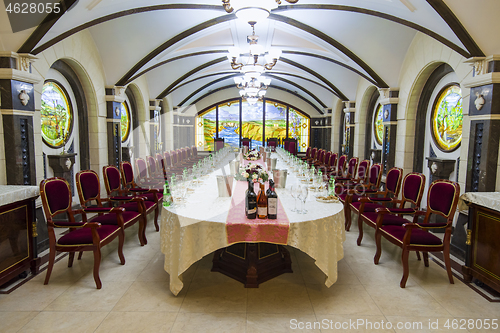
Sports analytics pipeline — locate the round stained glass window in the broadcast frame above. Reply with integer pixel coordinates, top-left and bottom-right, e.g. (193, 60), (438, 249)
(431, 84), (463, 151)
(120, 102), (131, 143)
(373, 104), (383, 145)
(41, 81), (73, 148)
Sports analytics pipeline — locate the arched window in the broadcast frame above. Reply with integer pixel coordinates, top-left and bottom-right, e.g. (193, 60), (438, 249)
(41, 81), (73, 148)
(196, 98), (310, 151)
(431, 84), (463, 151)
(120, 101), (131, 143)
(373, 104), (384, 145)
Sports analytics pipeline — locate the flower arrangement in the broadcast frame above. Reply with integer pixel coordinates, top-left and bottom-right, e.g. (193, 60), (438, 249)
(237, 163), (269, 183)
(244, 149), (261, 161)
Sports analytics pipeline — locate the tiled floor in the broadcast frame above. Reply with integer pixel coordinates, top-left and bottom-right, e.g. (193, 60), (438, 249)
(1, 218), (499, 333)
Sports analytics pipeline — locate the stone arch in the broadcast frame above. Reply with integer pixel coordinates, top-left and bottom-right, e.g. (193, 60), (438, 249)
(356, 85), (379, 160)
(126, 83), (150, 158)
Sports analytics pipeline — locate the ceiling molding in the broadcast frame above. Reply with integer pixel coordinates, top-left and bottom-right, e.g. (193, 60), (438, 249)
(266, 72), (335, 94)
(274, 4), (472, 58)
(425, 0), (484, 57)
(269, 13), (389, 89)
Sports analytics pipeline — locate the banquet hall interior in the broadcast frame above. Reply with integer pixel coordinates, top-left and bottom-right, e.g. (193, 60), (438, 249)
(1, 0), (500, 332)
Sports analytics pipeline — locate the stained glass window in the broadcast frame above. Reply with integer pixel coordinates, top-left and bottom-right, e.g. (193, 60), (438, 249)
(218, 101), (240, 148)
(241, 101), (263, 148)
(431, 85), (463, 151)
(373, 104), (383, 145)
(265, 101), (287, 143)
(196, 106), (216, 151)
(288, 107), (309, 152)
(41, 81), (73, 148)
(120, 102), (131, 143)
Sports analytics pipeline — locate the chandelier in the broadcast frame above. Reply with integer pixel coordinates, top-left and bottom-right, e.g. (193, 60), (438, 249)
(222, 0), (299, 22)
(227, 23), (281, 75)
(235, 75), (271, 105)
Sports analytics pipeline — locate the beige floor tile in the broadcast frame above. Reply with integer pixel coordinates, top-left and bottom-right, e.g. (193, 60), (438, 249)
(44, 280), (133, 312)
(247, 283), (314, 315)
(17, 311), (108, 333)
(247, 313), (320, 332)
(77, 258), (149, 283)
(364, 285), (451, 317)
(171, 312), (246, 333)
(424, 284), (500, 318)
(385, 316), (458, 333)
(0, 311), (38, 333)
(181, 280), (247, 313)
(347, 260), (419, 287)
(0, 279), (70, 311)
(317, 315), (394, 333)
(263, 260), (304, 285)
(406, 259), (458, 287)
(306, 284), (382, 316)
(95, 311), (177, 333)
(112, 280), (185, 312)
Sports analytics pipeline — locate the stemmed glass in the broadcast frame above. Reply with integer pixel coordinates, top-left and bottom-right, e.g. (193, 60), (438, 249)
(289, 184), (298, 212)
(298, 185), (309, 214)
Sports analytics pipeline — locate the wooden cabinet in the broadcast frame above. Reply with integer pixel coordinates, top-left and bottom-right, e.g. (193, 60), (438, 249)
(462, 203), (500, 293)
(0, 186), (39, 287)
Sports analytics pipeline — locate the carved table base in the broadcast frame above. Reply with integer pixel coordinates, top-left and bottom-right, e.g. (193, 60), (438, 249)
(211, 243), (292, 288)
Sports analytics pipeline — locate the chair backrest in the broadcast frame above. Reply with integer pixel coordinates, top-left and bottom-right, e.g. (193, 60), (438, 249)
(181, 148), (188, 160)
(164, 151), (172, 167)
(172, 150), (178, 164)
(147, 156), (157, 175)
(329, 152), (338, 168)
(186, 147), (191, 158)
(346, 157), (358, 177)
(40, 177), (72, 219)
(156, 153), (163, 168)
(215, 138), (224, 151)
(357, 160), (370, 180)
(305, 147), (311, 158)
(318, 149), (325, 162)
(368, 163), (383, 188)
(385, 167), (403, 196)
(242, 138), (250, 148)
(120, 161), (135, 188)
(191, 145), (198, 157)
(135, 158), (148, 179)
(337, 155), (347, 172)
(75, 170), (102, 207)
(400, 172), (426, 208)
(323, 152), (331, 165)
(310, 148), (317, 159)
(103, 165), (123, 195)
(426, 179), (460, 220)
(288, 141), (296, 155)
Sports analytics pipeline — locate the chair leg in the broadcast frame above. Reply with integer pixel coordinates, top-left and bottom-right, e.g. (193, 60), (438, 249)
(443, 248), (454, 284)
(344, 203), (351, 231)
(423, 252), (429, 267)
(118, 230), (126, 265)
(140, 214), (147, 246)
(92, 247), (102, 289)
(68, 252), (75, 267)
(400, 248), (410, 288)
(78, 251), (83, 260)
(374, 230), (382, 264)
(356, 215), (364, 246)
(416, 251), (421, 261)
(44, 249), (56, 285)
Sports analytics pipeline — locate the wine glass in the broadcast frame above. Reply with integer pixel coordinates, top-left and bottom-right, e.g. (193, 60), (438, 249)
(289, 184), (298, 212)
(299, 185), (309, 214)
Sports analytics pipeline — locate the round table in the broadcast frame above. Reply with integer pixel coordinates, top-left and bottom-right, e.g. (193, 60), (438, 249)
(160, 155), (345, 295)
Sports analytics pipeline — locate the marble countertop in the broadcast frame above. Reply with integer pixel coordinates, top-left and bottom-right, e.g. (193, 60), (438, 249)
(458, 192), (500, 212)
(0, 185), (40, 206)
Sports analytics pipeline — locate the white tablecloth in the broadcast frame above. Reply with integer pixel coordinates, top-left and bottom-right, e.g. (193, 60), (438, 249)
(160, 155), (345, 295)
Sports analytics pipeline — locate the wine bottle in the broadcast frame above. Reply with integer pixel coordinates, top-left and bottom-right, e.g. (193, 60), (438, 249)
(246, 180), (257, 219)
(267, 179), (278, 219)
(257, 183), (267, 219)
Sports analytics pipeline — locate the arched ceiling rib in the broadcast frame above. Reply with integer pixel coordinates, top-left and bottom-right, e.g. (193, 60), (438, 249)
(6, 0), (489, 110)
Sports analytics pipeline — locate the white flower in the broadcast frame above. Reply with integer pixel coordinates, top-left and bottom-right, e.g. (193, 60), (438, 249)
(242, 172), (249, 178)
(252, 174), (258, 179)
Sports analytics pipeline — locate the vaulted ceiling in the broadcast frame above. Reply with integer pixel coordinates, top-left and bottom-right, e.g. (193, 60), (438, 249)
(1, 0), (498, 114)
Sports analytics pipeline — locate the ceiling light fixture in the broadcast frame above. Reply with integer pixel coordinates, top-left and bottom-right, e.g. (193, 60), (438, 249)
(222, 0), (299, 23)
(235, 76), (270, 105)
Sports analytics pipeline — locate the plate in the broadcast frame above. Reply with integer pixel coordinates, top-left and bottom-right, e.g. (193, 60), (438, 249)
(316, 195), (339, 203)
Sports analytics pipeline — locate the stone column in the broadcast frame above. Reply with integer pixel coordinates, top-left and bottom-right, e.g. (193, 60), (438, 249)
(463, 55), (500, 192)
(105, 86), (125, 168)
(342, 102), (355, 158)
(150, 99), (161, 155)
(0, 52), (40, 185)
(379, 88), (399, 174)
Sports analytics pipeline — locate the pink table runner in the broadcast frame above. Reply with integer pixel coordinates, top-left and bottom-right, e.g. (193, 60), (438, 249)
(226, 157), (290, 245)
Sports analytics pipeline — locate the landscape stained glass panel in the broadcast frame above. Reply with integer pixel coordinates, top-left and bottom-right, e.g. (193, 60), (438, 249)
(288, 107), (309, 152)
(374, 104), (383, 145)
(120, 102), (131, 143)
(40, 81), (73, 148)
(196, 106), (216, 151)
(265, 101), (287, 143)
(241, 101), (263, 148)
(431, 85), (463, 151)
(218, 101), (240, 148)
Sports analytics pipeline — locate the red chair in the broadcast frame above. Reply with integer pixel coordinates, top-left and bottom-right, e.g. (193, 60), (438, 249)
(356, 171), (423, 246)
(306, 148), (317, 163)
(76, 170), (146, 246)
(373, 179), (460, 288)
(288, 141), (297, 155)
(190, 145), (205, 161)
(301, 147), (312, 161)
(329, 154), (346, 177)
(40, 177), (126, 289)
(104, 164), (160, 234)
(335, 157), (358, 183)
(326, 153), (338, 173)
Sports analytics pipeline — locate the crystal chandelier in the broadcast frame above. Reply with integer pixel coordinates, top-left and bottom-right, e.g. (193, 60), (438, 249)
(222, 0), (299, 22)
(227, 23), (281, 74)
(235, 76), (271, 105)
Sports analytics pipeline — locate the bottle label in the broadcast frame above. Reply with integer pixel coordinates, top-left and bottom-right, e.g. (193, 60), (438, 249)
(268, 198), (278, 215)
(258, 206), (267, 216)
(248, 207), (257, 214)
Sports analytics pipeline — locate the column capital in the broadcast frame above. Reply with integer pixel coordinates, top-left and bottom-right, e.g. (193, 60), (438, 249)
(378, 88), (399, 105)
(343, 101), (355, 113)
(149, 99), (161, 112)
(0, 52), (40, 84)
(105, 86), (126, 103)
(463, 55), (500, 88)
